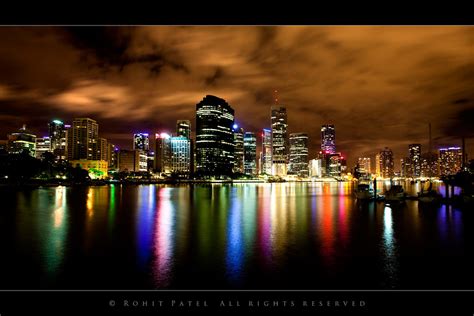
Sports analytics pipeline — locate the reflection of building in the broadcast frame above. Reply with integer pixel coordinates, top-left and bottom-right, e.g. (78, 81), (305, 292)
(439, 147), (462, 176)
(48, 120), (66, 159)
(244, 132), (257, 175)
(420, 152), (439, 177)
(133, 133), (150, 152)
(358, 157), (371, 174)
(309, 158), (323, 178)
(233, 126), (244, 173)
(35, 136), (51, 159)
(261, 128), (272, 175)
(70, 159), (108, 179)
(195, 95), (235, 177)
(289, 133), (309, 177)
(321, 124), (336, 154)
(271, 106), (288, 176)
(7, 125), (36, 157)
(409, 144), (421, 177)
(67, 118), (98, 160)
(379, 147), (394, 178)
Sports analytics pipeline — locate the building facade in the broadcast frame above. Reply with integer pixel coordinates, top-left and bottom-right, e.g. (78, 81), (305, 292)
(439, 147), (462, 176)
(289, 133), (309, 177)
(35, 136), (51, 159)
(409, 144), (422, 177)
(70, 159), (108, 179)
(261, 128), (272, 175)
(271, 106), (288, 176)
(233, 126), (245, 174)
(133, 133), (150, 152)
(67, 118), (99, 160)
(379, 147), (394, 178)
(243, 132), (257, 175)
(321, 124), (336, 154)
(358, 157), (371, 175)
(7, 125), (36, 157)
(195, 95), (235, 177)
(176, 120), (191, 139)
(48, 120), (67, 159)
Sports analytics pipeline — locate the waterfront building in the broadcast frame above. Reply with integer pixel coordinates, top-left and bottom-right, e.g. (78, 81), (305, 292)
(358, 157), (371, 175)
(195, 95), (235, 177)
(35, 136), (51, 159)
(409, 144), (422, 177)
(176, 120), (191, 139)
(439, 147), (462, 176)
(271, 106), (288, 176)
(7, 125), (36, 157)
(133, 133), (150, 152)
(48, 119), (66, 159)
(244, 132), (257, 175)
(321, 124), (336, 154)
(261, 128), (272, 175)
(107, 143), (119, 171)
(420, 152), (439, 178)
(70, 159), (108, 179)
(309, 158), (323, 178)
(118, 149), (142, 172)
(379, 147), (394, 178)
(289, 133), (309, 177)
(233, 125), (244, 174)
(67, 118), (98, 160)
(327, 153), (342, 177)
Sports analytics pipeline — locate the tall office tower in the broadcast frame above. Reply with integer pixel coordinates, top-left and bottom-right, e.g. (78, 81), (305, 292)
(321, 124), (336, 154)
(309, 158), (323, 178)
(107, 143), (119, 171)
(168, 136), (191, 177)
(35, 136), (51, 159)
(271, 106), (288, 176)
(233, 125), (245, 173)
(7, 125), (36, 157)
(421, 152), (439, 178)
(91, 137), (108, 161)
(68, 118), (99, 160)
(288, 133), (309, 177)
(154, 133), (171, 173)
(379, 147), (394, 178)
(48, 119), (66, 159)
(439, 147), (463, 176)
(261, 128), (272, 175)
(327, 153), (342, 177)
(118, 149), (141, 172)
(358, 157), (371, 174)
(375, 153), (381, 177)
(176, 120), (191, 139)
(133, 133), (150, 152)
(244, 132), (257, 175)
(195, 95), (235, 177)
(409, 144), (422, 177)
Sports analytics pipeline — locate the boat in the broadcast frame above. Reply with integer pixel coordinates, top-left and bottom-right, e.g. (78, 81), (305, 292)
(354, 183), (374, 200)
(385, 185), (406, 202)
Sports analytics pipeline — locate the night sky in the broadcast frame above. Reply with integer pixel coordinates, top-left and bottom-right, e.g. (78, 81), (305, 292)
(0, 26), (473, 169)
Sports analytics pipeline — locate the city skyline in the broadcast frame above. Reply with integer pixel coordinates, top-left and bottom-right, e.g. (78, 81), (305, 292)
(0, 26), (473, 168)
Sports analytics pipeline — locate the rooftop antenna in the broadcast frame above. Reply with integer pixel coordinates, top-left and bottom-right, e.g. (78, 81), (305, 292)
(273, 89), (279, 105)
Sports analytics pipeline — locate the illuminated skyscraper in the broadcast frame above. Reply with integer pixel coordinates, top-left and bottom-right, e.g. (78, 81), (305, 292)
(309, 158), (323, 178)
(176, 120), (191, 139)
(289, 133), (309, 177)
(421, 152), (439, 177)
(48, 119), (66, 159)
(244, 132), (257, 175)
(358, 157), (371, 174)
(67, 118), (98, 160)
(35, 136), (51, 159)
(233, 125), (244, 173)
(379, 147), (394, 178)
(133, 133), (150, 152)
(271, 106), (288, 176)
(195, 95), (235, 177)
(375, 153), (381, 177)
(261, 128), (272, 175)
(7, 125), (36, 157)
(409, 144), (421, 177)
(439, 147), (462, 176)
(321, 124), (336, 154)
(107, 143), (119, 171)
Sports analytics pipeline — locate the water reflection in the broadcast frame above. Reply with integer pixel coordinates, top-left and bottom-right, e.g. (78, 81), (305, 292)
(382, 205), (398, 288)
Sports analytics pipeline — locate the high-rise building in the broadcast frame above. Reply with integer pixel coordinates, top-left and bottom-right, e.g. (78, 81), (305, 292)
(118, 149), (142, 172)
(169, 136), (191, 177)
(379, 147), (394, 178)
(289, 133), (309, 177)
(7, 125), (36, 157)
(409, 144), (421, 177)
(133, 133), (150, 152)
(375, 153), (381, 177)
(327, 153), (342, 177)
(271, 106), (288, 176)
(94, 137), (108, 161)
(400, 157), (411, 178)
(67, 118), (98, 160)
(321, 124), (336, 154)
(358, 157), (371, 174)
(176, 120), (191, 139)
(35, 136), (51, 159)
(107, 143), (119, 171)
(309, 158), (323, 178)
(439, 147), (462, 176)
(244, 132), (257, 175)
(420, 152), (439, 178)
(195, 95), (235, 177)
(48, 119), (66, 159)
(233, 125), (244, 173)
(261, 128), (272, 175)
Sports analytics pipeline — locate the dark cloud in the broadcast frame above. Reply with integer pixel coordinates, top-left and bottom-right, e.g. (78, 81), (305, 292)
(0, 26), (473, 169)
